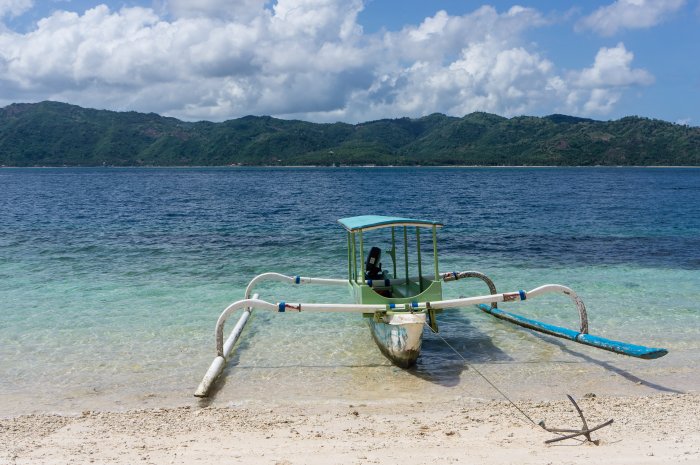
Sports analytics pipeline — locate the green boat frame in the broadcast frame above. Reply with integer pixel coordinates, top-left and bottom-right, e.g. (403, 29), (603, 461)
(195, 215), (668, 397)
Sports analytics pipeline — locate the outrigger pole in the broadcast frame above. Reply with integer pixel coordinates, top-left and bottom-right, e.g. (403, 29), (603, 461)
(194, 273), (347, 397)
(195, 274), (667, 397)
(477, 303), (667, 360)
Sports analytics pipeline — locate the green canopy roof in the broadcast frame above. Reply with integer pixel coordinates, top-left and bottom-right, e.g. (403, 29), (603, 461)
(338, 215), (443, 232)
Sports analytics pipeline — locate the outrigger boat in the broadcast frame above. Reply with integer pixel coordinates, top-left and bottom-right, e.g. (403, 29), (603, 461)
(195, 215), (667, 397)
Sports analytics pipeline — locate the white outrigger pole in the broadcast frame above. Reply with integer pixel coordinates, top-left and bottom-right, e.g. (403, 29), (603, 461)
(194, 273), (346, 397)
(194, 272), (667, 397)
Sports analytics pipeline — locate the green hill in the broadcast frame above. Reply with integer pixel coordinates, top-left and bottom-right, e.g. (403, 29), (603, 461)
(1, 101), (698, 166)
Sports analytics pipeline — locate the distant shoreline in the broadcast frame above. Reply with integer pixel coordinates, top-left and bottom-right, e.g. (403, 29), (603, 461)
(2, 164), (699, 169)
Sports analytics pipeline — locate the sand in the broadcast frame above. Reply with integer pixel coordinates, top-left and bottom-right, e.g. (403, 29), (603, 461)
(2, 393), (698, 465)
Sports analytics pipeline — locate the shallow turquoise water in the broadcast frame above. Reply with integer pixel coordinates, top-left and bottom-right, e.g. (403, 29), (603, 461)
(1, 167), (698, 414)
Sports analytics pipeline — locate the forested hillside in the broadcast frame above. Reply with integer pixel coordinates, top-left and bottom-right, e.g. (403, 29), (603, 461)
(1, 101), (698, 166)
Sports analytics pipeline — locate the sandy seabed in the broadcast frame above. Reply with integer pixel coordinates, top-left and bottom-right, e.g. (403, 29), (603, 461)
(1, 393), (698, 465)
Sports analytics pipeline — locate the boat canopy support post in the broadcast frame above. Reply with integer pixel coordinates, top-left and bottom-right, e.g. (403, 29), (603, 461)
(347, 232), (352, 282)
(352, 233), (358, 282)
(403, 227), (409, 286)
(432, 226), (439, 281)
(416, 227), (423, 292)
(359, 230), (365, 284)
(391, 227), (397, 278)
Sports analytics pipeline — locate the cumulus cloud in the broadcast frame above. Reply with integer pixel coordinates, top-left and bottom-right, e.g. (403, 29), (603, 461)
(577, 0), (686, 36)
(574, 43), (654, 88)
(0, 0), (33, 19)
(288, 5), (555, 121)
(551, 43), (653, 115)
(350, 40), (554, 120)
(381, 6), (545, 66)
(166, 0), (268, 21)
(0, 1), (369, 118)
(0, 1), (656, 121)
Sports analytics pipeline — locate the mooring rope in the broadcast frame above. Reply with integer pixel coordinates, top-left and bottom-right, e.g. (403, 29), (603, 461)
(425, 322), (541, 428)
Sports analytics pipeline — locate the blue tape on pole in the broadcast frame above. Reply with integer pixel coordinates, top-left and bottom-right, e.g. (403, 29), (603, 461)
(519, 290), (526, 301)
(389, 303), (396, 309)
(295, 276), (300, 284)
(412, 302), (418, 308)
(367, 279), (373, 287)
(278, 301), (285, 312)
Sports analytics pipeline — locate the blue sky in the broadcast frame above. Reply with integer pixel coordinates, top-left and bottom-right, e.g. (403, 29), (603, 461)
(0, 0), (698, 125)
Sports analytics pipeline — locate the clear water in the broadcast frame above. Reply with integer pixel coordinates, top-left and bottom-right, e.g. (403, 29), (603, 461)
(1, 167), (699, 415)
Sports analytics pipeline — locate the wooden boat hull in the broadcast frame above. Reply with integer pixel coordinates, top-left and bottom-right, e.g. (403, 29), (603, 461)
(368, 312), (426, 367)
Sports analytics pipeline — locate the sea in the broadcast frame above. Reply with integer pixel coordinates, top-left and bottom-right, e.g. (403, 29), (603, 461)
(1, 167), (699, 416)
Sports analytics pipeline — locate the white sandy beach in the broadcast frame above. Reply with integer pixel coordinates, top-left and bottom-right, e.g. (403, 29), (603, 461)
(2, 393), (698, 465)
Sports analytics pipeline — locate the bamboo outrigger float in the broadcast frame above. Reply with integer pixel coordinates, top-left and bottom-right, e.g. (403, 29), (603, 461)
(195, 215), (667, 397)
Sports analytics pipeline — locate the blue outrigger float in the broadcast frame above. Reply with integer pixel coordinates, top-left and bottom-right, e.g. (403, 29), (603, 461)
(195, 215), (667, 397)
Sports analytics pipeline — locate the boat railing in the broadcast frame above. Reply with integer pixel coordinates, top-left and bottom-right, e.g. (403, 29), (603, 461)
(437, 272), (587, 332)
(439, 271), (499, 309)
(526, 284), (588, 334)
(431, 284), (589, 334)
(365, 270), (495, 295)
(244, 272), (346, 299)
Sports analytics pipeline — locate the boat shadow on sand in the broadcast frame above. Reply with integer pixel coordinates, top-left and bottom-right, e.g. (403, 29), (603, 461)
(197, 314), (496, 401)
(406, 311), (682, 394)
(525, 331), (683, 394)
(406, 312), (513, 388)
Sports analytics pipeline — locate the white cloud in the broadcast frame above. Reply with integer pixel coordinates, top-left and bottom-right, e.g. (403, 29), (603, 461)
(583, 88), (621, 114)
(0, 0), (32, 19)
(382, 6), (545, 65)
(0, 1), (657, 122)
(575, 43), (654, 88)
(330, 6), (553, 120)
(345, 40), (554, 121)
(577, 0), (686, 36)
(166, 0), (267, 21)
(553, 43), (653, 115)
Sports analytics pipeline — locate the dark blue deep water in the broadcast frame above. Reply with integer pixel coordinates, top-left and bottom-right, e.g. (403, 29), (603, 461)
(1, 167), (699, 414)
